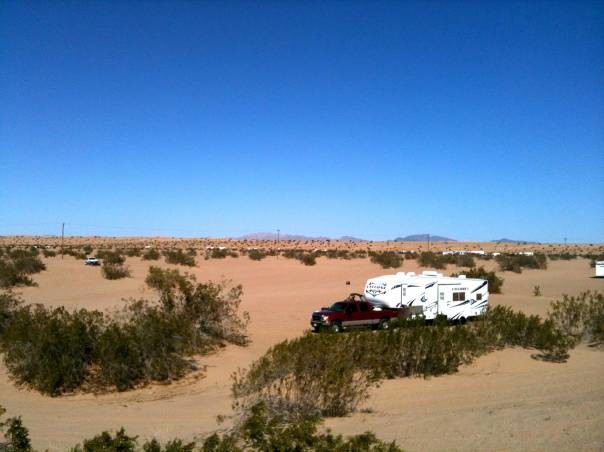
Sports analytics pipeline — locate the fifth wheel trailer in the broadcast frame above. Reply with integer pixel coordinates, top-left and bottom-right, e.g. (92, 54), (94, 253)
(596, 261), (604, 278)
(364, 271), (489, 321)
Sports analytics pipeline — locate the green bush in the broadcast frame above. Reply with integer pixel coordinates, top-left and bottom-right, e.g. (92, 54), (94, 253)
(248, 249), (266, 261)
(209, 248), (228, 259)
(0, 305), (101, 395)
(233, 304), (574, 418)
(455, 254), (475, 267)
(0, 268), (249, 395)
(70, 427), (138, 452)
(42, 248), (57, 258)
(101, 262), (131, 280)
(298, 253), (316, 266)
(548, 291), (604, 345)
(96, 250), (125, 265)
(163, 250), (196, 267)
(142, 248), (161, 261)
(418, 252), (446, 269)
(203, 401), (402, 452)
(0, 251), (46, 289)
(0, 406), (32, 452)
(370, 251), (402, 269)
(123, 248), (142, 257)
(496, 253), (547, 273)
(451, 267), (504, 294)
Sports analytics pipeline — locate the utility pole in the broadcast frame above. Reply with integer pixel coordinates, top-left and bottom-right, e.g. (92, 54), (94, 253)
(277, 229), (280, 258)
(61, 222), (65, 259)
(564, 237), (567, 246)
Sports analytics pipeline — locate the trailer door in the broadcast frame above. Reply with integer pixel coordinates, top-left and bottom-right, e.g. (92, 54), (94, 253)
(437, 286), (447, 315)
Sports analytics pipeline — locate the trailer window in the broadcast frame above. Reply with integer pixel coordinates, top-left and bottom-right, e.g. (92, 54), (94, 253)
(476, 293), (482, 301)
(360, 303), (369, 312)
(403, 288), (406, 296)
(453, 292), (466, 301)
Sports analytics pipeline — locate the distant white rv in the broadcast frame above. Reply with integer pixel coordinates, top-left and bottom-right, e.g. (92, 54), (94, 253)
(596, 261), (604, 278)
(364, 271), (489, 321)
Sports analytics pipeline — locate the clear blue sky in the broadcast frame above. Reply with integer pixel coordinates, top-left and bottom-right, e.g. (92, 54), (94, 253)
(1, 1), (603, 242)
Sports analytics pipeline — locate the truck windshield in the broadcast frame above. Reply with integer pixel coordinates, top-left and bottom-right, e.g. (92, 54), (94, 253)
(329, 302), (348, 311)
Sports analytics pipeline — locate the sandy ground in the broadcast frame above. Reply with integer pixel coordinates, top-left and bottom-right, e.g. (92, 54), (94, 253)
(1, 255), (603, 450)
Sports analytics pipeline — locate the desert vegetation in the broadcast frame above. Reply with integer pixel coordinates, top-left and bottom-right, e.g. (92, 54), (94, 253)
(163, 249), (196, 267)
(496, 253), (547, 273)
(369, 251), (402, 269)
(142, 248), (161, 260)
(451, 267), (504, 294)
(0, 402), (402, 452)
(0, 248), (46, 289)
(233, 293), (604, 419)
(0, 268), (249, 395)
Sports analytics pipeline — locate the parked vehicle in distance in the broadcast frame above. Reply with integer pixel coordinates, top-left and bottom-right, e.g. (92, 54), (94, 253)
(84, 257), (100, 266)
(310, 293), (401, 333)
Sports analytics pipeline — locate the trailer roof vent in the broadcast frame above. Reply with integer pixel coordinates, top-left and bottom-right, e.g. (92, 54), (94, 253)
(458, 275), (467, 279)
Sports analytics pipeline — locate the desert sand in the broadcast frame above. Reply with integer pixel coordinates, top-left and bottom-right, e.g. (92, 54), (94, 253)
(1, 251), (603, 450)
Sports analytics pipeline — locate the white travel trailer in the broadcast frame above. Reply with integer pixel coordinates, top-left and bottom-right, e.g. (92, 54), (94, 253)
(596, 261), (604, 278)
(364, 271), (489, 321)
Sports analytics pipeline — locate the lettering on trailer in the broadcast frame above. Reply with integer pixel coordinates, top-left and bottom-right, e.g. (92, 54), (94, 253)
(452, 287), (468, 291)
(366, 281), (387, 297)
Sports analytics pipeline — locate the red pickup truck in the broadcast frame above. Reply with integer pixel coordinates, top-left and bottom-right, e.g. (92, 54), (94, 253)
(310, 293), (401, 333)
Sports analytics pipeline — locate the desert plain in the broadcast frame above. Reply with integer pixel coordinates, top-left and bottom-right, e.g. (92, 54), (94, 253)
(1, 239), (603, 451)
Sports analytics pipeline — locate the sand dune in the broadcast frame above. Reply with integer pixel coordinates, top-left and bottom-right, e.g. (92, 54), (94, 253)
(1, 255), (603, 450)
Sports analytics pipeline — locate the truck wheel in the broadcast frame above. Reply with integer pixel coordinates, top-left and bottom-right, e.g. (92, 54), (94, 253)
(331, 322), (342, 333)
(378, 319), (390, 330)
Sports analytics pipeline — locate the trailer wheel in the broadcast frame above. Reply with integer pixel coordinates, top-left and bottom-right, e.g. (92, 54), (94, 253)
(331, 322), (342, 333)
(459, 317), (467, 325)
(378, 318), (390, 330)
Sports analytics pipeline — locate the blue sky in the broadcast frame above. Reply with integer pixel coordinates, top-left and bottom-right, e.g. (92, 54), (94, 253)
(1, 1), (603, 242)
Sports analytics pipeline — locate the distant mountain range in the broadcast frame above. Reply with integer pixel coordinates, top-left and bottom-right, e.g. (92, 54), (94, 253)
(238, 232), (452, 242)
(237, 232), (537, 243)
(394, 234), (455, 242)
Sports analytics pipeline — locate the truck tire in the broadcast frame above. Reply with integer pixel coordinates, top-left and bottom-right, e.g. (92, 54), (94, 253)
(378, 318), (390, 330)
(331, 322), (342, 333)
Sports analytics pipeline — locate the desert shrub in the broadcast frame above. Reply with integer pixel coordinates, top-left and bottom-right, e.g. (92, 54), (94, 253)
(370, 251), (402, 269)
(96, 250), (125, 265)
(471, 306), (572, 361)
(70, 427), (138, 452)
(298, 253), (316, 266)
(203, 401), (402, 452)
(0, 406), (32, 452)
(548, 291), (604, 344)
(163, 249), (196, 267)
(418, 252), (446, 269)
(232, 332), (381, 418)
(0, 250), (46, 289)
(548, 252), (577, 260)
(0, 268), (248, 395)
(455, 254), (475, 267)
(248, 249), (266, 261)
(101, 262), (131, 280)
(42, 248), (57, 258)
(533, 285), (541, 296)
(0, 261), (36, 289)
(209, 248), (228, 259)
(496, 253), (547, 273)
(82, 245), (93, 254)
(451, 267), (504, 294)
(234, 305), (574, 417)
(0, 305), (102, 395)
(142, 248), (161, 261)
(64, 248), (88, 260)
(123, 248), (141, 257)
